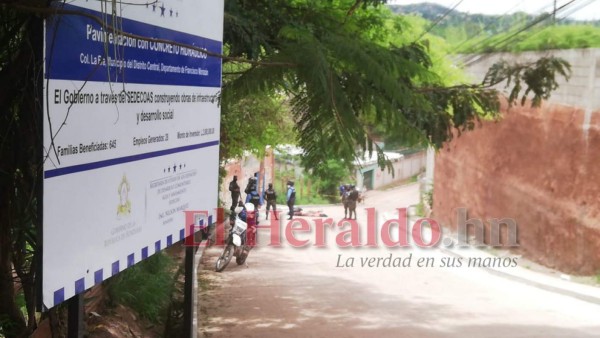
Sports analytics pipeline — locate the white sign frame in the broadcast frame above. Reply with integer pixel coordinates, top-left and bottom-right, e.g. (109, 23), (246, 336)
(42, 0), (223, 308)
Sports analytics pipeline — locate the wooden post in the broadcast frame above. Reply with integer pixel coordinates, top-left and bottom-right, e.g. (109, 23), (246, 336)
(67, 294), (84, 338)
(183, 244), (196, 337)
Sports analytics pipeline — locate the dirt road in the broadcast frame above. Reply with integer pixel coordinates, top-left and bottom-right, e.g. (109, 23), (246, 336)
(198, 184), (600, 337)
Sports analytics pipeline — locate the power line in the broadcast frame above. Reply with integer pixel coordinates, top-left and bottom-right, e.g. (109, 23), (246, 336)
(495, 0), (578, 47)
(437, 0), (558, 64)
(555, 0), (596, 21)
(508, 0), (597, 45)
(414, 0), (464, 42)
(482, 0), (578, 53)
(450, 2), (523, 54)
(461, 0), (580, 66)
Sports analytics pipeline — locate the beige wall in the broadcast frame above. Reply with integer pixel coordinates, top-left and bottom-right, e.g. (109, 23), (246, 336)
(220, 149), (275, 208)
(357, 152), (426, 190)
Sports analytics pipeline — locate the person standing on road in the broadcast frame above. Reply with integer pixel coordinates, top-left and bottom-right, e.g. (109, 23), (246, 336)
(347, 185), (359, 220)
(263, 183), (278, 220)
(244, 176), (257, 196)
(342, 184), (350, 219)
(245, 177), (261, 221)
(286, 181), (296, 220)
(339, 184), (346, 198)
(228, 175), (240, 212)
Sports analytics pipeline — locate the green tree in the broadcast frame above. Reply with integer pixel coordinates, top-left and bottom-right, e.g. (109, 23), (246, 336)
(220, 91), (294, 160)
(222, 0), (570, 168)
(305, 158), (352, 202)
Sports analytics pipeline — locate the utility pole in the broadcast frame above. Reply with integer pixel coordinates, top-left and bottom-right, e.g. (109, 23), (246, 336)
(553, 0), (557, 24)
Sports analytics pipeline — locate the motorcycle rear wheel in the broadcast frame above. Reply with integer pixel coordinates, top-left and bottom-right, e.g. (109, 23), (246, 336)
(236, 246), (250, 265)
(215, 244), (234, 272)
(235, 253), (247, 265)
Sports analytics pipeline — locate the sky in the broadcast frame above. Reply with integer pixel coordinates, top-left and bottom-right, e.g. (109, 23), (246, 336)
(388, 0), (600, 21)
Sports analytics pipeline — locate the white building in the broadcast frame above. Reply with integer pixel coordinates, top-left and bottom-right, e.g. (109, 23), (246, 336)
(354, 150), (427, 190)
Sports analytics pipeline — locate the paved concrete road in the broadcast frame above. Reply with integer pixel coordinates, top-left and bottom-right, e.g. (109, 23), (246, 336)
(198, 184), (600, 337)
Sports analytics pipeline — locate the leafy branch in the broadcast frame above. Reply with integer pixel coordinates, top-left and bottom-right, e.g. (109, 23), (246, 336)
(483, 56), (572, 106)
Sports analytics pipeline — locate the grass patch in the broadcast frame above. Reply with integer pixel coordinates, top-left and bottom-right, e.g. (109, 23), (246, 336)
(415, 202), (424, 217)
(275, 169), (333, 205)
(198, 272), (217, 291)
(296, 194), (329, 205)
(106, 252), (176, 323)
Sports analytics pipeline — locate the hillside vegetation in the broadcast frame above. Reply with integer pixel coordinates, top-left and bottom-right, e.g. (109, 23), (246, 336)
(389, 2), (600, 53)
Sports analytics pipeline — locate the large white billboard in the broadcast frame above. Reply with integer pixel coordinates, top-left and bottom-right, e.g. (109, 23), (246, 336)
(43, 0), (223, 308)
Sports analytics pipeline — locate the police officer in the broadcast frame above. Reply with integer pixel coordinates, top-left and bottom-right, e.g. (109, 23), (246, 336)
(228, 175), (240, 211)
(245, 177), (261, 221)
(286, 181), (296, 220)
(263, 183), (278, 220)
(347, 185), (360, 220)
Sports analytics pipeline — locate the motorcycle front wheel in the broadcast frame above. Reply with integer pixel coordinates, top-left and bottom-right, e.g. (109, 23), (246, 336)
(215, 244), (234, 272)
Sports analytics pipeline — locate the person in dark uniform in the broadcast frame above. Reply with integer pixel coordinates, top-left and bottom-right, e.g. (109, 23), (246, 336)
(342, 184), (350, 219)
(286, 181), (296, 220)
(245, 177), (261, 221)
(244, 176), (257, 195)
(347, 185), (360, 220)
(263, 183), (278, 220)
(228, 175), (240, 211)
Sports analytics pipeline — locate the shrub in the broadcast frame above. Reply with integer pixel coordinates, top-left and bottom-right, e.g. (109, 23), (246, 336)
(106, 252), (176, 323)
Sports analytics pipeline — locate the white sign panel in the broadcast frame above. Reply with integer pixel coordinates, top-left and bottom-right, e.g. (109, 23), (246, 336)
(43, 0), (223, 308)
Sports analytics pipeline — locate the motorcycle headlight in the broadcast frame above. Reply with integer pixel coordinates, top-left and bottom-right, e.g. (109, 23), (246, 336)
(232, 234), (242, 246)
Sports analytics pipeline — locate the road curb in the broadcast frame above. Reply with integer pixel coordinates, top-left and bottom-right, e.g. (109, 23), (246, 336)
(192, 227), (213, 337)
(402, 212), (600, 306)
(440, 247), (600, 306)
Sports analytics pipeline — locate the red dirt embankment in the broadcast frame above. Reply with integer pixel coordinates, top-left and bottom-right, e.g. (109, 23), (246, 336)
(434, 102), (600, 275)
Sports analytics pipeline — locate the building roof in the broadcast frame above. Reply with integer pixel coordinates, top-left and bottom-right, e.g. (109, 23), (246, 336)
(353, 151), (403, 167)
(273, 144), (403, 167)
(274, 144), (304, 156)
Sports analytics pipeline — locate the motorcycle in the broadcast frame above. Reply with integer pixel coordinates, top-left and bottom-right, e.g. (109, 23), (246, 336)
(215, 202), (255, 272)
